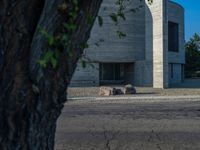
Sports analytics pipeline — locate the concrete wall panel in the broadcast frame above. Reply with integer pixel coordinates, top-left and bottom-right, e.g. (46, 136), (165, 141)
(70, 62), (99, 87)
(85, 0), (146, 62)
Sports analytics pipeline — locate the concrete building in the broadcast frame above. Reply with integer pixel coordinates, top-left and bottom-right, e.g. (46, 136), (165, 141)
(70, 0), (185, 88)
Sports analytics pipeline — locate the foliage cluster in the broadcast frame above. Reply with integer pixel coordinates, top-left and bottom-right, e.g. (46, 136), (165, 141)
(185, 33), (200, 78)
(38, 0), (152, 69)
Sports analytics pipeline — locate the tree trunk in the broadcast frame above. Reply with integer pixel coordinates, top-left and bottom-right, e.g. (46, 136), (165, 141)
(0, 0), (102, 149)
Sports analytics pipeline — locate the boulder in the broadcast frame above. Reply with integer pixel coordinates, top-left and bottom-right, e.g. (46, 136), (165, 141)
(99, 86), (116, 96)
(115, 88), (123, 95)
(123, 84), (136, 94)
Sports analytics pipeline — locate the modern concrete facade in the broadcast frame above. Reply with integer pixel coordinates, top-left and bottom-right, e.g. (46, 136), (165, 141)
(70, 0), (185, 88)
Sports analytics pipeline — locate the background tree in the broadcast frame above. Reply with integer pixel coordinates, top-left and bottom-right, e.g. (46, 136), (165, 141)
(185, 33), (200, 78)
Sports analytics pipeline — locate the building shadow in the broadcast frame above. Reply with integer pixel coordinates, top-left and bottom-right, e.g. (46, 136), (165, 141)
(169, 79), (200, 89)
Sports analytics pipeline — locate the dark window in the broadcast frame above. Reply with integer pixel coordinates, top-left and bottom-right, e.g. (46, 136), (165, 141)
(168, 22), (179, 52)
(100, 64), (114, 80)
(100, 63), (125, 84)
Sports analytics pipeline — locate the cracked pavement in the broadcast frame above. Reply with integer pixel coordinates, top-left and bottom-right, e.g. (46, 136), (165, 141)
(55, 96), (200, 150)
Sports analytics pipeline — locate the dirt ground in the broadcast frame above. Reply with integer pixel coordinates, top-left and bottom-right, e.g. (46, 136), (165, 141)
(68, 87), (200, 98)
(68, 79), (200, 98)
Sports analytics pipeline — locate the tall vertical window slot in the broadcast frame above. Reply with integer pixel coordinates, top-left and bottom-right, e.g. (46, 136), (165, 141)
(169, 63), (174, 79)
(168, 22), (179, 52)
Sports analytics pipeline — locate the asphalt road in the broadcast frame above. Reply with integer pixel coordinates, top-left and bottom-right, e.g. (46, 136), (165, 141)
(55, 96), (200, 150)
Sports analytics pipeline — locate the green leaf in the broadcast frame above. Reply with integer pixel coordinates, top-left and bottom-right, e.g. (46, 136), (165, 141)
(87, 15), (95, 25)
(50, 57), (58, 68)
(43, 50), (54, 61)
(72, 0), (78, 5)
(37, 59), (47, 68)
(55, 49), (61, 59)
(39, 28), (49, 38)
(81, 59), (86, 68)
(62, 34), (69, 43)
(80, 43), (89, 49)
(118, 13), (126, 21)
(109, 13), (118, 24)
(48, 36), (55, 46)
(98, 16), (103, 27)
(117, 30), (126, 39)
(63, 23), (77, 31)
(67, 48), (73, 57)
(69, 11), (78, 20)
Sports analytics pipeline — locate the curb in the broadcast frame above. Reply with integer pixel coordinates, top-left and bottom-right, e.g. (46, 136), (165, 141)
(67, 95), (200, 103)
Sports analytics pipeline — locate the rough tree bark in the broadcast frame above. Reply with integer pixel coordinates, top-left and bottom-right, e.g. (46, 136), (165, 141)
(0, 0), (102, 149)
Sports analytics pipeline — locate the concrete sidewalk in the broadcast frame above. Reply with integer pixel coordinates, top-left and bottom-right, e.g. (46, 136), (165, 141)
(67, 95), (200, 104)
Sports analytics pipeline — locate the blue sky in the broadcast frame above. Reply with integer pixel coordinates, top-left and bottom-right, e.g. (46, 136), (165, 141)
(172, 0), (200, 41)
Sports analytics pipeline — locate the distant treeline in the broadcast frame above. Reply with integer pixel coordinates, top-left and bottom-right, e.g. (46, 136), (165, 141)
(185, 33), (200, 78)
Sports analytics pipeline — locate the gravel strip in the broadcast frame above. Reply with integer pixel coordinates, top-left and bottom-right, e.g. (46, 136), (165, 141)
(67, 87), (200, 98)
